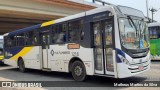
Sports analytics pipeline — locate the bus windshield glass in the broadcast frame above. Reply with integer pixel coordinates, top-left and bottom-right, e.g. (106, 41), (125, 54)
(119, 17), (149, 49)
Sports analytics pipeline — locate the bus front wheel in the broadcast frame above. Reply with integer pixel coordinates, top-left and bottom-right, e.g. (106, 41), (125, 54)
(18, 59), (25, 72)
(71, 61), (87, 81)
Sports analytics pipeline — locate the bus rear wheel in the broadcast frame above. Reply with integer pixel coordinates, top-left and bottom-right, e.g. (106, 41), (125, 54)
(71, 61), (87, 81)
(18, 59), (25, 72)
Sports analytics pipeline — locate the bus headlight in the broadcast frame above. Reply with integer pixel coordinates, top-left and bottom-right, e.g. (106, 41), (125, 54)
(118, 55), (130, 65)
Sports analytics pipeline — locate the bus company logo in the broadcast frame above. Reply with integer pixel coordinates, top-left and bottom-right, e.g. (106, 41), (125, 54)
(2, 82), (12, 87)
(50, 49), (54, 56)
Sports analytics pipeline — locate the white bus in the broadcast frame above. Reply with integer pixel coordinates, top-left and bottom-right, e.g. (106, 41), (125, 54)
(3, 5), (150, 81)
(0, 37), (4, 63)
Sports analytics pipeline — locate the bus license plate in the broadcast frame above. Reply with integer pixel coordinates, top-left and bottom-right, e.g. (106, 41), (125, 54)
(138, 66), (144, 70)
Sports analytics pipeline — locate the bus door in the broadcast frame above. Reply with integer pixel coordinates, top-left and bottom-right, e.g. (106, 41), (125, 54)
(93, 18), (115, 75)
(40, 31), (50, 69)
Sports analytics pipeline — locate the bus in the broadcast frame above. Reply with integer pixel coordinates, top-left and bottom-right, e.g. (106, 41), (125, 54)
(3, 5), (150, 81)
(0, 38), (4, 64)
(148, 22), (160, 60)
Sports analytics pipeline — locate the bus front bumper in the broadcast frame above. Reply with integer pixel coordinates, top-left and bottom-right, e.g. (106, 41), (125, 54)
(116, 60), (150, 78)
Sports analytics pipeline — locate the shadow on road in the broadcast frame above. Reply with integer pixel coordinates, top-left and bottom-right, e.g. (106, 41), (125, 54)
(0, 64), (9, 67)
(0, 66), (148, 88)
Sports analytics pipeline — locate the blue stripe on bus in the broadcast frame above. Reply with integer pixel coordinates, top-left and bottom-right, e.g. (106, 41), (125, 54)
(116, 48), (125, 63)
(4, 47), (23, 59)
(8, 24), (41, 36)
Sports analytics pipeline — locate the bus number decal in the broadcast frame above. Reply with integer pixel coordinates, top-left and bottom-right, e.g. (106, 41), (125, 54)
(72, 52), (79, 57)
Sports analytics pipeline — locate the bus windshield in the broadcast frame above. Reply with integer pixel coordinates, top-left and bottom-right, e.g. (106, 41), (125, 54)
(119, 17), (149, 49)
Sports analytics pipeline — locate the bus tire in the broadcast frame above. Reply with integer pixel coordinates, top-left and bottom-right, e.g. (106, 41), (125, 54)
(71, 61), (87, 81)
(18, 59), (25, 73)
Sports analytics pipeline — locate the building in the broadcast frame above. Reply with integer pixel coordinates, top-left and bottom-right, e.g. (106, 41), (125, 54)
(0, 0), (101, 34)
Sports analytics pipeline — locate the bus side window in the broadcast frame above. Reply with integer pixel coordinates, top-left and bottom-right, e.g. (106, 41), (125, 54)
(68, 20), (83, 41)
(16, 33), (25, 46)
(158, 27), (160, 38)
(42, 35), (46, 44)
(149, 27), (159, 39)
(153, 29), (157, 38)
(52, 24), (66, 43)
(34, 34), (37, 45)
(30, 33), (37, 46)
(149, 29), (152, 38)
(4, 36), (9, 48)
(24, 33), (29, 46)
(9, 36), (16, 47)
(25, 31), (34, 46)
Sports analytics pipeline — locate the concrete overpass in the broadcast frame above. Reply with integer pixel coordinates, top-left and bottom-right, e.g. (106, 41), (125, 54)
(0, 0), (100, 34)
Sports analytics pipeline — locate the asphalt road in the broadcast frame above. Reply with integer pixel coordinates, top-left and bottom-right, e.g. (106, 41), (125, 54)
(0, 61), (159, 90)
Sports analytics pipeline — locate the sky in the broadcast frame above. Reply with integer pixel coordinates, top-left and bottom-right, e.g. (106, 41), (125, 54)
(86, 0), (160, 22)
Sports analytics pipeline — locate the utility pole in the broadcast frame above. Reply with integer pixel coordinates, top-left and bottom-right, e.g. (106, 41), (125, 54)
(149, 7), (157, 22)
(146, 0), (149, 22)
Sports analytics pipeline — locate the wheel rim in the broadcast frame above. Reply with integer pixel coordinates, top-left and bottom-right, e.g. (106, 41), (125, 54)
(74, 65), (82, 76)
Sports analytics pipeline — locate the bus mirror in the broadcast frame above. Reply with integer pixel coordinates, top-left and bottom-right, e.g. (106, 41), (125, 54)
(120, 20), (125, 33)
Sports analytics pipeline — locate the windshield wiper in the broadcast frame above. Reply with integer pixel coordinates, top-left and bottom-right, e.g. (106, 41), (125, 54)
(127, 16), (138, 32)
(127, 16), (139, 38)
(127, 16), (141, 48)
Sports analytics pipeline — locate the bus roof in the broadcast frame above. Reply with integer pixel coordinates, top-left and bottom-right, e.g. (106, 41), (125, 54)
(5, 5), (146, 36)
(4, 6), (113, 36)
(148, 22), (160, 27)
(8, 24), (41, 36)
